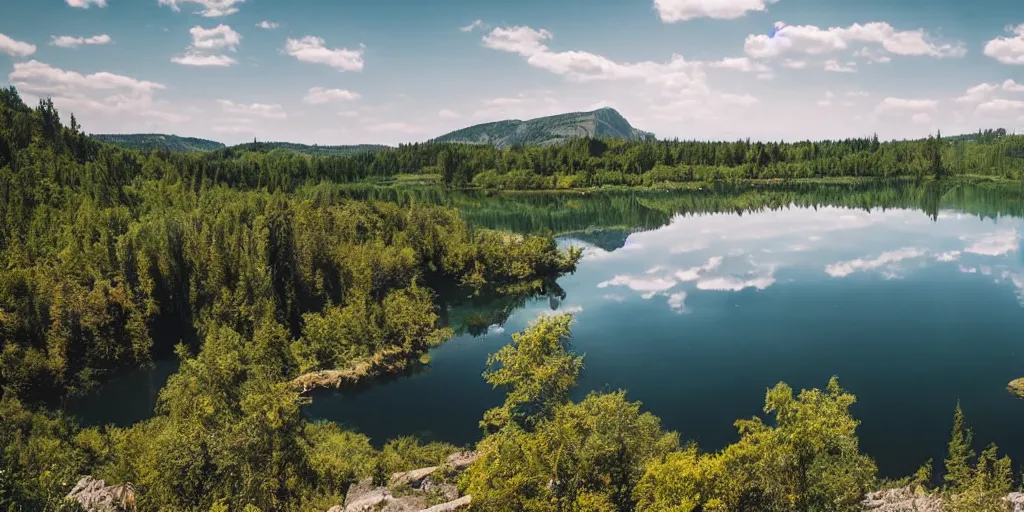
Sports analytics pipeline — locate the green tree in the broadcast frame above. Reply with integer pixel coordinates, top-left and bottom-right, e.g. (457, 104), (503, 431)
(943, 401), (975, 493)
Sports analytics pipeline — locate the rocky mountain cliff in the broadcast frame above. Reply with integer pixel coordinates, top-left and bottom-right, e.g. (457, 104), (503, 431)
(432, 107), (653, 148)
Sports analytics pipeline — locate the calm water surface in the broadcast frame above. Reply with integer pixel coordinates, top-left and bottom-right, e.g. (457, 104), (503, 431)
(76, 186), (1024, 479)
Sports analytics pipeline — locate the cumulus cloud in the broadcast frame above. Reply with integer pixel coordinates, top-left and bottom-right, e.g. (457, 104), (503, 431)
(216, 99), (286, 119)
(745, 21), (965, 60)
(159, 0), (244, 17)
(366, 122), (423, 134)
(285, 36), (365, 71)
(66, 0), (106, 7)
(653, 0), (778, 22)
(912, 113), (931, 124)
(781, 58), (807, 69)
(963, 230), (1019, 256)
(598, 274), (677, 299)
(256, 21), (279, 30)
(0, 33), (37, 57)
(667, 292), (687, 311)
(975, 99), (1024, 116)
(52, 34), (111, 48)
(172, 24), (240, 67)
(674, 256), (724, 281)
(303, 87), (361, 105)
(984, 24), (1024, 65)
(7, 60), (177, 123)
(935, 251), (961, 262)
(825, 247), (926, 277)
(955, 79), (1024, 104)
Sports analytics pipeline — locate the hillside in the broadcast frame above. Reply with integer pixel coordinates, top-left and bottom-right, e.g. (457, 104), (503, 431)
(432, 107), (654, 148)
(91, 133), (225, 152)
(227, 141), (390, 156)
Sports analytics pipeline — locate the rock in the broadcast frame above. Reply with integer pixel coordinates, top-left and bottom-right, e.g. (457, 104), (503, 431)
(1006, 492), (1024, 512)
(420, 496), (472, 512)
(66, 476), (136, 512)
(342, 478), (425, 512)
(445, 451), (480, 470)
(420, 478), (460, 502)
(1008, 378), (1024, 399)
(390, 466), (440, 488)
(862, 487), (943, 512)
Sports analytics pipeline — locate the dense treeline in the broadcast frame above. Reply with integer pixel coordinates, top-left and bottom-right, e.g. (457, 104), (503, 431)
(0, 86), (580, 510)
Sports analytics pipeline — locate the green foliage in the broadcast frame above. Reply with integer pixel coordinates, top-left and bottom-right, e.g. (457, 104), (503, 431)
(944, 401), (976, 493)
(91, 133), (226, 152)
(480, 313), (583, 433)
(635, 377), (877, 512)
(947, 444), (1012, 512)
(465, 391), (677, 512)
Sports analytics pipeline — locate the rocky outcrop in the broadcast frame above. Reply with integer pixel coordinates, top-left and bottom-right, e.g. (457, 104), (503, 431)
(337, 451), (479, 512)
(66, 477), (136, 512)
(1008, 378), (1024, 398)
(863, 487), (943, 512)
(863, 487), (1024, 512)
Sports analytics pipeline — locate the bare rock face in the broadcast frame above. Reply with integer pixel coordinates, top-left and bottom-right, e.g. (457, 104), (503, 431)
(66, 477), (136, 512)
(862, 487), (944, 512)
(1006, 492), (1024, 512)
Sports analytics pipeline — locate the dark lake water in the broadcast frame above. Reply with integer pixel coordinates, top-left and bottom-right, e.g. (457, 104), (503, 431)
(73, 183), (1024, 480)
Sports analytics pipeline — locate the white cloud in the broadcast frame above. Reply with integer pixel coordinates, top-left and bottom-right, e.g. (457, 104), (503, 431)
(984, 24), (1024, 65)
(846, 90), (870, 98)
(7, 60), (175, 122)
(874, 97), (938, 115)
(216, 99), (286, 119)
(781, 58), (806, 69)
(285, 36), (365, 71)
(963, 230), (1019, 256)
(955, 79), (1024, 104)
(158, 0), (244, 17)
(824, 59), (857, 73)
(959, 265), (978, 274)
(187, 24), (241, 51)
(675, 256), (724, 281)
(171, 54), (236, 67)
(975, 98), (1024, 116)
(708, 57), (771, 74)
(256, 21), (279, 30)
(825, 247), (926, 277)
(817, 100), (832, 107)
(598, 274), (677, 299)
(0, 33), (36, 57)
(696, 273), (775, 291)
(745, 21), (965, 60)
(667, 292), (687, 311)
(825, 90), (836, 99)
(303, 87), (361, 105)
(172, 24), (240, 67)
(671, 240), (710, 254)
(438, 109), (462, 119)
(654, 0), (778, 22)
(912, 113), (931, 124)
(853, 47), (892, 63)
(935, 251), (961, 262)
(460, 20), (486, 32)
(66, 0), (106, 7)
(51, 34), (111, 48)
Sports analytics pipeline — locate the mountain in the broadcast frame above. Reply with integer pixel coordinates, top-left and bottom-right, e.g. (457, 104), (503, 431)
(226, 141), (390, 156)
(91, 133), (225, 152)
(432, 107), (654, 148)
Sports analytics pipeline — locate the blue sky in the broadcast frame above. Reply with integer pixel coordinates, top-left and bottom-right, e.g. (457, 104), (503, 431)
(1, 0), (1023, 145)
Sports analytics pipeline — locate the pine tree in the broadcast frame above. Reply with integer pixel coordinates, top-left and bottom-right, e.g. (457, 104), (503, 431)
(943, 401), (975, 492)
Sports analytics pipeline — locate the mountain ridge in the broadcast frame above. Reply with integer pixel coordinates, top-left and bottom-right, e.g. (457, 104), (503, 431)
(431, 107), (654, 148)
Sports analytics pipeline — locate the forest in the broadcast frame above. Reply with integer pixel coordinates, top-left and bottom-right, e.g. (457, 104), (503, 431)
(0, 84), (1020, 511)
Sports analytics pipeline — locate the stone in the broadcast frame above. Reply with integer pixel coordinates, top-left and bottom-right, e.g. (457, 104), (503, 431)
(419, 495), (472, 512)
(861, 487), (943, 512)
(66, 476), (136, 512)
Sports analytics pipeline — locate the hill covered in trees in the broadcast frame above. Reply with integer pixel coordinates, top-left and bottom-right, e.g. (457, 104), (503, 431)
(91, 133), (226, 152)
(226, 141), (391, 156)
(432, 107), (654, 148)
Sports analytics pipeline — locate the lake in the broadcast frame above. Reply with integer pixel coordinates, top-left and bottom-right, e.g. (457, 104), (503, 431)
(74, 183), (1024, 480)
